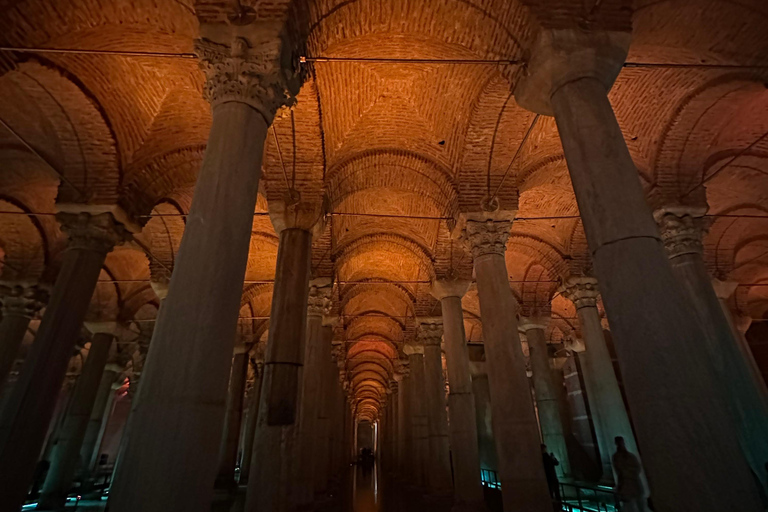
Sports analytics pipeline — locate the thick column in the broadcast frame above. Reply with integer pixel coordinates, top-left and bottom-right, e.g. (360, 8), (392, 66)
(405, 348), (429, 488)
(417, 319), (454, 495)
(515, 28), (762, 510)
(109, 32), (299, 512)
(294, 279), (332, 508)
(216, 347), (249, 489)
(238, 359), (263, 484)
(657, 208), (768, 482)
(79, 363), (121, 479)
(469, 364), (497, 475)
(561, 277), (637, 480)
(314, 323), (337, 495)
(521, 317), (570, 478)
(0, 212), (127, 511)
(0, 284), (46, 390)
(39, 330), (115, 509)
(432, 279), (485, 510)
(247, 224), (318, 512)
(464, 212), (552, 510)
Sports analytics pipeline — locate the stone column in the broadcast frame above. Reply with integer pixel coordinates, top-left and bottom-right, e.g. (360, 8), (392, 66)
(520, 316), (570, 478)
(469, 357), (498, 476)
(294, 279), (332, 508)
(216, 347), (249, 489)
(39, 329), (116, 509)
(109, 30), (300, 512)
(515, 28), (763, 509)
(238, 358), (263, 485)
(394, 368), (409, 479)
(0, 212), (127, 511)
(0, 284), (46, 389)
(417, 318), (454, 495)
(314, 322), (337, 495)
(561, 277), (637, 481)
(463, 212), (552, 510)
(405, 346), (429, 488)
(657, 208), (768, 482)
(432, 279), (485, 510)
(79, 362), (122, 479)
(247, 216), (323, 512)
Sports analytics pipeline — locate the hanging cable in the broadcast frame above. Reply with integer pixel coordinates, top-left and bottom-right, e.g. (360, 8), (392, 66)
(491, 114), (540, 199)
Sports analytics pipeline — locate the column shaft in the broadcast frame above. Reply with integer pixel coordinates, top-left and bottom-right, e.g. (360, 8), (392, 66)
(216, 351), (249, 488)
(525, 324), (570, 477)
(470, 372), (497, 475)
(423, 341), (453, 493)
(441, 294), (484, 509)
(79, 366), (119, 479)
(238, 362), (263, 484)
(551, 76), (761, 509)
(408, 352), (429, 488)
(39, 332), (115, 508)
(314, 326), (336, 494)
(396, 376), (409, 478)
(0, 313), (32, 390)
(109, 102), (269, 512)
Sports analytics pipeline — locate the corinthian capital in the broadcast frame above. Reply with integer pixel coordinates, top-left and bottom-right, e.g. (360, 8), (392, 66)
(307, 278), (333, 317)
(417, 317), (444, 346)
(462, 212), (515, 259)
(0, 283), (48, 318)
(195, 36), (300, 124)
(560, 276), (599, 310)
(57, 212), (131, 255)
(654, 207), (708, 260)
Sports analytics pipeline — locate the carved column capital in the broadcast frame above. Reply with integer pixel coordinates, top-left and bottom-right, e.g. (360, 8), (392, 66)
(394, 359), (410, 379)
(56, 212), (131, 255)
(654, 207), (709, 260)
(0, 283), (48, 318)
(416, 317), (444, 346)
(560, 276), (600, 309)
(194, 36), (300, 124)
(430, 277), (471, 300)
(519, 316), (550, 332)
(307, 278), (333, 318)
(462, 212), (515, 259)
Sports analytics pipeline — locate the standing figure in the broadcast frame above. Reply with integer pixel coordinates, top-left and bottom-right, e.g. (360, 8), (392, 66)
(542, 444), (561, 507)
(613, 436), (648, 512)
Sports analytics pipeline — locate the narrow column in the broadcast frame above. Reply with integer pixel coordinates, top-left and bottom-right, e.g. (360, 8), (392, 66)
(469, 356), (498, 476)
(396, 362), (412, 480)
(238, 359), (263, 485)
(79, 362), (122, 481)
(109, 31), (300, 512)
(294, 279), (332, 508)
(247, 218), (322, 512)
(405, 346), (429, 488)
(0, 284), (47, 389)
(216, 347), (249, 489)
(314, 322), (337, 495)
(561, 277), (637, 480)
(515, 28), (762, 509)
(39, 329), (115, 509)
(657, 208), (768, 480)
(521, 316), (570, 477)
(417, 318), (454, 495)
(463, 211), (552, 510)
(432, 279), (485, 510)
(0, 213), (127, 511)
(394, 368), (408, 479)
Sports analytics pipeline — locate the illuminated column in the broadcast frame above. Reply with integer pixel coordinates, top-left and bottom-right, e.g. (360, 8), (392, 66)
(657, 208), (768, 482)
(520, 316), (570, 477)
(463, 211), (552, 511)
(405, 345), (429, 488)
(432, 278), (485, 510)
(0, 284), (46, 389)
(39, 328), (115, 509)
(515, 28), (763, 509)
(238, 359), (263, 485)
(216, 346), (249, 489)
(0, 212), (128, 511)
(418, 318), (453, 494)
(561, 277), (638, 480)
(294, 279), (332, 508)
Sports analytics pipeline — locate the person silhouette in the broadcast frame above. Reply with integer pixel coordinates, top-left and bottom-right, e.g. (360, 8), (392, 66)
(612, 436), (648, 512)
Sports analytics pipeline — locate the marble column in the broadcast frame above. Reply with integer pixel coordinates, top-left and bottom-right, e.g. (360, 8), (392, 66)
(39, 330), (115, 509)
(657, 208), (768, 484)
(314, 323), (337, 495)
(515, 28), (763, 509)
(0, 212), (127, 511)
(0, 284), (46, 390)
(238, 359), (263, 485)
(79, 362), (122, 479)
(432, 279), (484, 510)
(216, 347), (249, 489)
(469, 361), (497, 475)
(561, 277), (638, 481)
(109, 31), (300, 512)
(405, 347), (429, 488)
(521, 316), (570, 478)
(418, 318), (454, 495)
(247, 220), (321, 512)
(463, 212), (552, 510)
(394, 368), (409, 479)
(294, 279), (332, 508)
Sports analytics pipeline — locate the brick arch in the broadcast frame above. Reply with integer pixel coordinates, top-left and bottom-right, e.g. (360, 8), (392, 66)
(0, 196), (47, 282)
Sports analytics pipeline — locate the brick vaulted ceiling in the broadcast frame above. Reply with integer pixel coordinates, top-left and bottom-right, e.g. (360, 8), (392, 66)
(1, 0), (768, 419)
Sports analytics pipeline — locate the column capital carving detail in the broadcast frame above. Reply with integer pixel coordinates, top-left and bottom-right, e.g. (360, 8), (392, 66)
(519, 316), (550, 332)
(194, 36), (300, 124)
(417, 317), (444, 346)
(654, 207), (708, 260)
(560, 276), (600, 309)
(57, 212), (131, 255)
(307, 278), (333, 317)
(0, 283), (48, 318)
(462, 213), (514, 259)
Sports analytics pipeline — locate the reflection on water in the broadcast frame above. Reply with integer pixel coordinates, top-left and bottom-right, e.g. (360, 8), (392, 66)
(352, 463), (379, 512)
